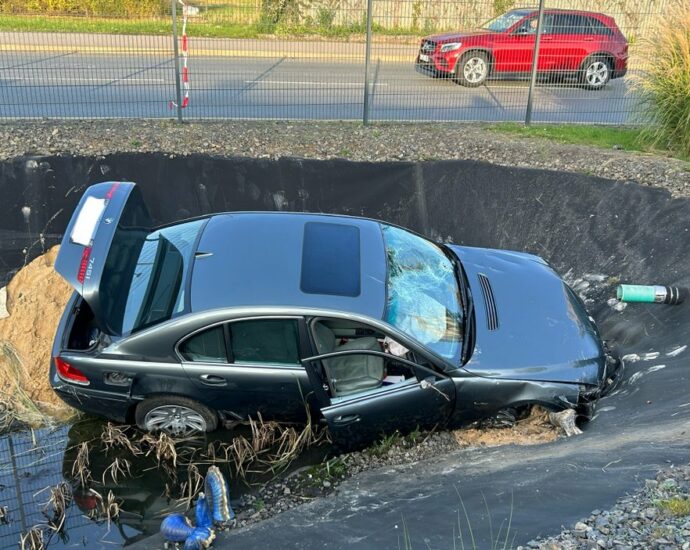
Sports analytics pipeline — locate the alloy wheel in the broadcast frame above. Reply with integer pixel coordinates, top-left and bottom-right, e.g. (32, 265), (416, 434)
(585, 61), (609, 87)
(144, 405), (207, 436)
(463, 57), (488, 84)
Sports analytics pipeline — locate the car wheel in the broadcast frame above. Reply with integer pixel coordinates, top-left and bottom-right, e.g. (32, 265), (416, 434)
(135, 396), (218, 437)
(581, 56), (611, 90)
(456, 51), (490, 87)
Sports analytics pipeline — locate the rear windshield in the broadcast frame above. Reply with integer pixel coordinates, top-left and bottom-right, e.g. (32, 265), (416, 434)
(103, 218), (205, 335)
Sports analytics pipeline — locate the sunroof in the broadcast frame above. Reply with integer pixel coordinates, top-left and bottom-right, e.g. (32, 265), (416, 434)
(301, 222), (361, 297)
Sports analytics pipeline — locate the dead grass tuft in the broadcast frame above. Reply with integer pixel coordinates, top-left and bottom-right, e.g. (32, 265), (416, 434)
(71, 442), (92, 488)
(100, 422), (141, 455)
(101, 457), (132, 485)
(40, 482), (72, 533)
(19, 525), (46, 550)
(178, 463), (204, 508)
(141, 432), (178, 467)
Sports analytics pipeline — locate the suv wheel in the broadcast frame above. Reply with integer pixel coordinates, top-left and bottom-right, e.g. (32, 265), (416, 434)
(456, 51), (490, 87)
(135, 396), (218, 436)
(581, 56), (611, 90)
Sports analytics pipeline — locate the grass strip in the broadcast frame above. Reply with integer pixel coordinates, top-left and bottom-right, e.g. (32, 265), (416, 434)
(492, 122), (688, 161)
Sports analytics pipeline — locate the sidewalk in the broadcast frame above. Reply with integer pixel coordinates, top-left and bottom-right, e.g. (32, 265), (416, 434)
(0, 32), (417, 62)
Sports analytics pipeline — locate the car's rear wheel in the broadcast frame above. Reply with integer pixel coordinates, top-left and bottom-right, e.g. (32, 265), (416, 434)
(581, 56), (611, 90)
(456, 51), (490, 87)
(135, 396), (218, 436)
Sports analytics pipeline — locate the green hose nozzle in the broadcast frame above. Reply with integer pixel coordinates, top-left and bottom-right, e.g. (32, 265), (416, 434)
(617, 284), (685, 305)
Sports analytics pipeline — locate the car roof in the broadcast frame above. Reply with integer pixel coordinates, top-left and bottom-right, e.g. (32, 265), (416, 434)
(512, 7), (609, 17)
(189, 212), (388, 320)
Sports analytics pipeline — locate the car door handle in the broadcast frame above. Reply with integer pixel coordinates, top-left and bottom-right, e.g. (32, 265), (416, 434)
(332, 414), (360, 426)
(199, 374), (227, 386)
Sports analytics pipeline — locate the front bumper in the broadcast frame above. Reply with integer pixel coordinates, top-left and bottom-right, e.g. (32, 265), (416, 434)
(416, 51), (456, 76)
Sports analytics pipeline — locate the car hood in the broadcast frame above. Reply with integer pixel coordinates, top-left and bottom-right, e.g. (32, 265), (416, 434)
(449, 245), (605, 386)
(423, 30), (494, 42)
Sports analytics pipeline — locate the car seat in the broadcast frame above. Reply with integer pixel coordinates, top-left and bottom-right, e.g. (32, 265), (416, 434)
(312, 322), (385, 396)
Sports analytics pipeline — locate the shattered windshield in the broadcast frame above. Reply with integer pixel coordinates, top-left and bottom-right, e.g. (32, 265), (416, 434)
(381, 224), (464, 363)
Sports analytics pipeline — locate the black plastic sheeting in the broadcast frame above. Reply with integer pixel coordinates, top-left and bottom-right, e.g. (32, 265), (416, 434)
(1, 154), (689, 548)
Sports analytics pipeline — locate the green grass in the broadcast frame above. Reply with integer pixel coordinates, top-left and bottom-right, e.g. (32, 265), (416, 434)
(492, 123), (689, 161)
(0, 13), (421, 39)
(657, 498), (690, 517)
(0, 14), (261, 38)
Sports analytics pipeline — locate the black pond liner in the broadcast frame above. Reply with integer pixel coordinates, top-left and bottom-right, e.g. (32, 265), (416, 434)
(1, 154), (689, 549)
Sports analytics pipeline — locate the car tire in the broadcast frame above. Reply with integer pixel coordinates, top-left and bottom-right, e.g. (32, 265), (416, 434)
(135, 395), (218, 436)
(580, 56), (611, 90)
(455, 51), (490, 88)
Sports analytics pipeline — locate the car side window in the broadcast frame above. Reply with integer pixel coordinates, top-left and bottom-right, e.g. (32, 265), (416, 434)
(588, 17), (613, 36)
(230, 319), (300, 365)
(180, 325), (227, 363)
(570, 15), (592, 35)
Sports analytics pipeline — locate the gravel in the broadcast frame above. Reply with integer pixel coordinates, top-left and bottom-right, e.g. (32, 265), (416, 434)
(523, 465), (690, 550)
(0, 120), (688, 198)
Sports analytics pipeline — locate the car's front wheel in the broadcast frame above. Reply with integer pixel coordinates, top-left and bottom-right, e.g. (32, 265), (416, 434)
(581, 56), (611, 90)
(455, 51), (490, 87)
(135, 396), (218, 437)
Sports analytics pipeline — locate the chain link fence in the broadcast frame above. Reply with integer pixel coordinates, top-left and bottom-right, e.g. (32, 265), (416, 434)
(0, 0), (668, 123)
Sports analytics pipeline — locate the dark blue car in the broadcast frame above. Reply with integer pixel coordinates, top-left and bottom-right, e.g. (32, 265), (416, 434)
(50, 182), (610, 446)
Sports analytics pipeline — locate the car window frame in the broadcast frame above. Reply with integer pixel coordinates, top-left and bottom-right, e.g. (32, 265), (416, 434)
(176, 315), (309, 370)
(304, 316), (449, 403)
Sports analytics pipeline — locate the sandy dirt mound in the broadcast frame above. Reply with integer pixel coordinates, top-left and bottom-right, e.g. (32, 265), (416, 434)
(453, 407), (560, 448)
(0, 246), (74, 420)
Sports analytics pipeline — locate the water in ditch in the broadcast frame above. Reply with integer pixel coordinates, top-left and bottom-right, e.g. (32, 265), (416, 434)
(0, 420), (329, 548)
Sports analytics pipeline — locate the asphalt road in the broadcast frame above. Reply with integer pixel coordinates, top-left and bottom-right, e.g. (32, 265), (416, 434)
(0, 50), (639, 122)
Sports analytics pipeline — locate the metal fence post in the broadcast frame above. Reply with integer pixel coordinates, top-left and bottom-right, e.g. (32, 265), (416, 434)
(525, 0), (546, 125)
(171, 0), (183, 123)
(362, 0), (373, 125)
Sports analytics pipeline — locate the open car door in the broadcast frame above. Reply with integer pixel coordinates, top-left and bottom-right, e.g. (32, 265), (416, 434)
(303, 349), (456, 449)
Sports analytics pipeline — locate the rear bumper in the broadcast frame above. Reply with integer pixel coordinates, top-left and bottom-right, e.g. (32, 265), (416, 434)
(50, 375), (133, 423)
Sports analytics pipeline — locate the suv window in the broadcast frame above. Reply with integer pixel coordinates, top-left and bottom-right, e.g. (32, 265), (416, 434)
(588, 16), (613, 35)
(180, 325), (227, 363)
(546, 13), (593, 35)
(230, 319), (300, 365)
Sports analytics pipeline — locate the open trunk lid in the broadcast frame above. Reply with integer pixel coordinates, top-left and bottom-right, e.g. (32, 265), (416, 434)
(55, 182), (152, 336)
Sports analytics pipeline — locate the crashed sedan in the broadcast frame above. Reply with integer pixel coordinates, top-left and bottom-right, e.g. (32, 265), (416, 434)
(51, 182), (611, 446)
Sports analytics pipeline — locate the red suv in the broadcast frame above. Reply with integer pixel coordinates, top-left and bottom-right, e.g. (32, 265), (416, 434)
(416, 8), (628, 89)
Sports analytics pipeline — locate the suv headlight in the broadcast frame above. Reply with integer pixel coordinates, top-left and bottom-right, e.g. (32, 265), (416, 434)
(440, 42), (462, 53)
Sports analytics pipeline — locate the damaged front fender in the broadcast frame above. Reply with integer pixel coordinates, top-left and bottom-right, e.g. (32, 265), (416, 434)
(448, 374), (585, 427)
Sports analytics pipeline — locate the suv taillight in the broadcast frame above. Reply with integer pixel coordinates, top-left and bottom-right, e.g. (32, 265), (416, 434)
(55, 357), (90, 385)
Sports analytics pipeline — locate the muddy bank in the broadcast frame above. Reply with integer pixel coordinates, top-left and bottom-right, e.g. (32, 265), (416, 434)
(0, 246), (74, 427)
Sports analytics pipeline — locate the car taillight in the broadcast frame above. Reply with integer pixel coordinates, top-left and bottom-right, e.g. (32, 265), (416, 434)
(55, 357), (90, 385)
(76, 246), (92, 284)
(74, 491), (99, 511)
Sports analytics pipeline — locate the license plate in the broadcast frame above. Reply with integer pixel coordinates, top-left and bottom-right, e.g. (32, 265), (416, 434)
(71, 196), (106, 246)
(419, 54), (430, 62)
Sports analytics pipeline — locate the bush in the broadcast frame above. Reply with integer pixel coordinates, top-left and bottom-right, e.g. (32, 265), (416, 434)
(637, 0), (690, 157)
(0, 0), (168, 17)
